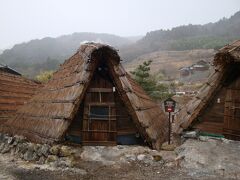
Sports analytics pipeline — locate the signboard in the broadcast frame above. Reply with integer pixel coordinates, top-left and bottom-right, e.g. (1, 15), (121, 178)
(164, 98), (176, 113)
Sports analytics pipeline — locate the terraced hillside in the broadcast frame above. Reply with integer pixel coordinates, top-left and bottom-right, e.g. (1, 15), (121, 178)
(124, 49), (215, 79)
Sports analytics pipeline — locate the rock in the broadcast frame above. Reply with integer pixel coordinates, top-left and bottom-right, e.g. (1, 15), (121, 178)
(58, 156), (76, 167)
(174, 146), (185, 155)
(117, 146), (124, 149)
(36, 156), (46, 165)
(161, 143), (176, 151)
(34, 144), (41, 152)
(49, 145), (60, 155)
(37, 144), (50, 157)
(0, 133), (4, 142)
(182, 130), (199, 139)
(124, 154), (136, 162)
(14, 135), (27, 143)
(23, 150), (38, 161)
(59, 145), (72, 157)
(137, 154), (146, 161)
(80, 147), (103, 161)
(221, 138), (231, 144)
(1, 144), (10, 154)
(27, 142), (40, 153)
(137, 154), (154, 164)
(165, 162), (175, 167)
(45, 155), (58, 163)
(49, 161), (58, 168)
(0, 143), (5, 152)
(153, 155), (162, 161)
(33, 153), (39, 161)
(175, 139), (240, 178)
(3, 135), (11, 143)
(174, 155), (185, 167)
(12, 141), (18, 146)
(199, 136), (209, 142)
(9, 143), (15, 149)
(10, 148), (15, 156)
(15, 143), (28, 154)
(7, 137), (14, 144)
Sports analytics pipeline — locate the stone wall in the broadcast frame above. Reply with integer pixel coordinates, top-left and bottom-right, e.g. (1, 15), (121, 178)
(0, 133), (78, 168)
(0, 132), (171, 169)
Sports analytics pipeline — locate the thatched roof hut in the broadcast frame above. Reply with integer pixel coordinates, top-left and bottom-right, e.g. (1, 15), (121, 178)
(0, 43), (168, 149)
(0, 69), (41, 125)
(173, 40), (240, 140)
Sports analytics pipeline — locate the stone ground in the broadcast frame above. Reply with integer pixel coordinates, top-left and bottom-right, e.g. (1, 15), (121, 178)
(0, 137), (239, 180)
(0, 155), (201, 180)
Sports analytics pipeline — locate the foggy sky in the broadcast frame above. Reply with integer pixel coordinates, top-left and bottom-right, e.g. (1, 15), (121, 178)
(0, 0), (239, 49)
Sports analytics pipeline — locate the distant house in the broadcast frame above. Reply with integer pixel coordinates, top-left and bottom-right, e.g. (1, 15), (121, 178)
(0, 43), (168, 150)
(192, 60), (210, 71)
(179, 60), (209, 75)
(0, 65), (41, 125)
(0, 64), (21, 76)
(174, 40), (240, 140)
(179, 67), (193, 77)
(179, 60), (210, 82)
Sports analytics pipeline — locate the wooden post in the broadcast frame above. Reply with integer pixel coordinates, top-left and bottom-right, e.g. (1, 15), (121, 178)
(168, 112), (171, 145)
(172, 114), (175, 123)
(163, 98), (176, 145)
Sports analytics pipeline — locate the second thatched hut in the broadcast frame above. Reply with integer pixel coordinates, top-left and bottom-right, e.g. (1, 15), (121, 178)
(174, 40), (240, 140)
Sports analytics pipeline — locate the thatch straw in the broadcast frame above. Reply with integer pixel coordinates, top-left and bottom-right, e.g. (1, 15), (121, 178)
(0, 71), (41, 125)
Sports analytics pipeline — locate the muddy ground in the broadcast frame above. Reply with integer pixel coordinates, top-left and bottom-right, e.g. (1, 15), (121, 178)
(0, 157), (221, 180)
(0, 137), (239, 180)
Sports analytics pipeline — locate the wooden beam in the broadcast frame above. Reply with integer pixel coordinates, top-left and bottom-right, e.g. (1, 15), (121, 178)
(88, 88), (113, 92)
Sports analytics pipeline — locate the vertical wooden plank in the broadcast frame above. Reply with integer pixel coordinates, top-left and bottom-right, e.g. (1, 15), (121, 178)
(108, 106), (110, 132)
(223, 76), (240, 140)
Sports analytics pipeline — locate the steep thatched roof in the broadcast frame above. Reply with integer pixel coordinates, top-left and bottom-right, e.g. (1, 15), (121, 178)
(0, 43), (168, 149)
(173, 40), (240, 134)
(0, 70), (41, 125)
(214, 40), (240, 65)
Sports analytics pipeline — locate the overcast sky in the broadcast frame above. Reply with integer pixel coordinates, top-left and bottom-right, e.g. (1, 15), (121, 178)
(0, 0), (239, 49)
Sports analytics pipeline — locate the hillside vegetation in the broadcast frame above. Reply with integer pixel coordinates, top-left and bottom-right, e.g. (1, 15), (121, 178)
(120, 11), (240, 61)
(124, 49), (215, 78)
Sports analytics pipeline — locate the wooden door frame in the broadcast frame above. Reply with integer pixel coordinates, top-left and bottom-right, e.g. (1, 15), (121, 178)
(82, 91), (117, 145)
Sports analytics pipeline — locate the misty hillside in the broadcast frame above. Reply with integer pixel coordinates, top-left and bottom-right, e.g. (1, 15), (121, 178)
(1, 11), (240, 77)
(120, 11), (240, 61)
(0, 32), (133, 65)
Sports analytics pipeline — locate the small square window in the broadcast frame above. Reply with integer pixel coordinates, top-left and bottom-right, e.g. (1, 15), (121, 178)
(90, 106), (109, 119)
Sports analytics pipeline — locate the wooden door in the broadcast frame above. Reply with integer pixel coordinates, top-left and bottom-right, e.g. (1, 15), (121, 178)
(223, 79), (240, 140)
(81, 65), (117, 145)
(82, 91), (117, 145)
